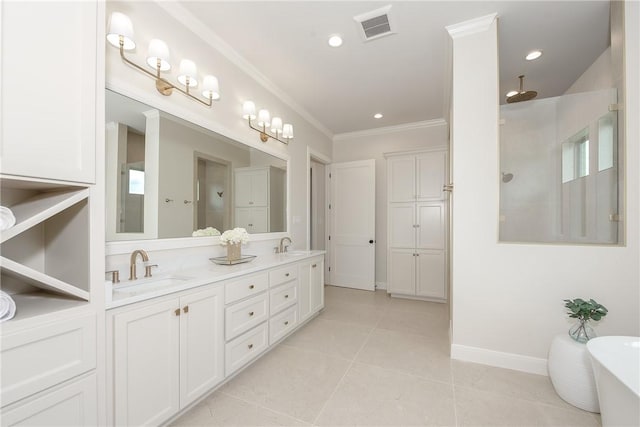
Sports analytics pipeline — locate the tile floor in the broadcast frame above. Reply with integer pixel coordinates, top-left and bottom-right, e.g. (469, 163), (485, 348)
(172, 286), (601, 426)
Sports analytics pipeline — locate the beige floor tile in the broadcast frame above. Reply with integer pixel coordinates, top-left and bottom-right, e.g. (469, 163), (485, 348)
(451, 360), (572, 409)
(455, 386), (600, 427)
(315, 362), (456, 426)
(455, 386), (546, 426)
(386, 296), (449, 315)
(377, 306), (449, 339)
(219, 345), (350, 423)
(170, 392), (308, 426)
(318, 299), (384, 327)
(282, 317), (371, 360)
(355, 328), (452, 383)
(324, 286), (390, 309)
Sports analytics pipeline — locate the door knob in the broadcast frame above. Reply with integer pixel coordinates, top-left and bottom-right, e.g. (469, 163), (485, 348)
(369, 240), (374, 244)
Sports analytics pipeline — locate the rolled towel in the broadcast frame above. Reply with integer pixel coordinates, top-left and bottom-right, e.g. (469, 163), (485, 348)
(0, 206), (16, 231)
(0, 290), (17, 323)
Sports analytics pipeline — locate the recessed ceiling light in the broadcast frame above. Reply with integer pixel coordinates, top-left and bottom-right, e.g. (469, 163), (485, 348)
(374, 113), (383, 119)
(328, 35), (343, 47)
(526, 50), (543, 61)
(506, 90), (518, 98)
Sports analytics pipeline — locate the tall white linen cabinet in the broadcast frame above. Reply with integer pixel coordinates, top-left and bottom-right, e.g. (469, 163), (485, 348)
(1, 1), (104, 425)
(386, 150), (448, 301)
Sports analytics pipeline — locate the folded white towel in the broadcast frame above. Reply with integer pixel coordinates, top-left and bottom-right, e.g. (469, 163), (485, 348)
(0, 290), (17, 323)
(0, 206), (16, 231)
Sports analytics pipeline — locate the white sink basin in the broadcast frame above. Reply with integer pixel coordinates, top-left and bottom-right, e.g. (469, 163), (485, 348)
(113, 275), (193, 297)
(282, 250), (313, 257)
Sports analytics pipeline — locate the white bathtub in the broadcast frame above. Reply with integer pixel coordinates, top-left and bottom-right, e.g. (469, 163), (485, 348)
(587, 336), (640, 427)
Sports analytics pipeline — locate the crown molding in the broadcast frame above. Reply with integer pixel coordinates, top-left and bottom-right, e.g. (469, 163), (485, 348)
(446, 13), (498, 39)
(333, 119), (447, 142)
(156, 1), (334, 140)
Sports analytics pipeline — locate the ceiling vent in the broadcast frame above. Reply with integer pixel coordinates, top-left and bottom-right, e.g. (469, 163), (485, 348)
(354, 5), (396, 42)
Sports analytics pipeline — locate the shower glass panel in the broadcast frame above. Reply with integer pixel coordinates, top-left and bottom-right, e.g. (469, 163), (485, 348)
(499, 88), (619, 244)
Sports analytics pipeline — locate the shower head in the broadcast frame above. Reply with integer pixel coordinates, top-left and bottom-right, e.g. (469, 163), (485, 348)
(506, 75), (538, 103)
(502, 172), (514, 183)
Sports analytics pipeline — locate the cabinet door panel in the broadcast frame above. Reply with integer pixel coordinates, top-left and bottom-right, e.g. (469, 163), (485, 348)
(388, 249), (416, 295)
(389, 203), (416, 248)
(250, 206), (268, 233)
(1, 374), (97, 427)
(234, 173), (253, 206)
(179, 286), (224, 408)
(1, 1), (96, 183)
(250, 172), (269, 206)
(416, 152), (446, 201)
(388, 157), (416, 202)
(417, 202), (445, 249)
(310, 259), (324, 314)
(416, 250), (446, 299)
(114, 299), (180, 426)
(298, 262), (312, 322)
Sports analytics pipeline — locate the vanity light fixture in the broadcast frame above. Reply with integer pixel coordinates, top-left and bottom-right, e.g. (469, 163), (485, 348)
(242, 101), (294, 144)
(106, 12), (220, 107)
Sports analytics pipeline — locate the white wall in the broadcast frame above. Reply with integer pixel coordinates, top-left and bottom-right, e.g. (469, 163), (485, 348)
(332, 123), (449, 287)
(449, 4), (639, 375)
(105, 1), (332, 254)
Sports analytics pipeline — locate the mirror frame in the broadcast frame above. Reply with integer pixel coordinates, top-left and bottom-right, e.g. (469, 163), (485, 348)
(105, 82), (291, 256)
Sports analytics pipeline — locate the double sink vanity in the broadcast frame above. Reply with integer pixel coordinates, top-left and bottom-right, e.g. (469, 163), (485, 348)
(105, 249), (325, 426)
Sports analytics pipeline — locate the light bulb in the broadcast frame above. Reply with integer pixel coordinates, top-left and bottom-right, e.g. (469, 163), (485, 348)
(107, 12), (135, 50)
(177, 59), (198, 87)
(257, 109), (271, 127)
(201, 75), (220, 100)
(242, 101), (256, 120)
(146, 39), (170, 71)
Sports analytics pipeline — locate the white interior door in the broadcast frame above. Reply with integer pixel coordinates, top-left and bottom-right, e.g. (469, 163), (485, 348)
(328, 160), (375, 291)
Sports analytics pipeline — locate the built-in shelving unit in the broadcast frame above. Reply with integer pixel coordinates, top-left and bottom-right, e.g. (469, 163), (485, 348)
(1, 176), (91, 303)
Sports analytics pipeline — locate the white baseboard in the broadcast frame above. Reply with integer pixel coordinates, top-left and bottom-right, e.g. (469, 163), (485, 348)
(451, 344), (548, 376)
(375, 281), (387, 290)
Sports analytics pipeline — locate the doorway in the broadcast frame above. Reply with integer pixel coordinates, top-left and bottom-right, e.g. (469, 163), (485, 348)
(194, 154), (231, 232)
(307, 149), (331, 278)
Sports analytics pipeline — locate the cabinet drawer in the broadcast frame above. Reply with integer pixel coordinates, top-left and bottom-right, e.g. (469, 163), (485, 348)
(225, 293), (269, 340)
(0, 373), (97, 426)
(269, 305), (298, 345)
(225, 322), (268, 376)
(269, 265), (297, 287)
(225, 272), (269, 304)
(1, 312), (96, 406)
(269, 281), (297, 314)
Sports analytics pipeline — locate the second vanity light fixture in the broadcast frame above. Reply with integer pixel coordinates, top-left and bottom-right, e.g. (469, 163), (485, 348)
(242, 101), (294, 144)
(106, 12), (220, 107)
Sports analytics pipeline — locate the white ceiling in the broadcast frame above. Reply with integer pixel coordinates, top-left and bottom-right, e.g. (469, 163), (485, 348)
(180, 1), (610, 135)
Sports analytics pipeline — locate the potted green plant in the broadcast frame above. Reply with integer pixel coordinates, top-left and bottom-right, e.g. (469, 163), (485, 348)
(564, 298), (608, 343)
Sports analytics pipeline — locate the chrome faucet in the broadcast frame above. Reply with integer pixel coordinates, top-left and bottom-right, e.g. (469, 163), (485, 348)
(129, 249), (155, 280)
(278, 237), (292, 253)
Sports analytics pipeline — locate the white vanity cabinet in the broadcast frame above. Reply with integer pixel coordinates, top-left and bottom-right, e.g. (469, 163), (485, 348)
(234, 166), (286, 232)
(110, 286), (224, 426)
(298, 256), (325, 322)
(386, 150), (448, 301)
(0, 1), (97, 183)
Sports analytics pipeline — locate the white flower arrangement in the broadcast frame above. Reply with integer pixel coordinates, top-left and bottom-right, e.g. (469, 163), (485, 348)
(219, 227), (250, 245)
(192, 227), (221, 237)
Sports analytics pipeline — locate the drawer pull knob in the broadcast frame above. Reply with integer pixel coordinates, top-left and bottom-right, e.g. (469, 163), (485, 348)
(248, 343), (254, 349)
(249, 311), (254, 316)
(285, 294), (289, 298)
(285, 273), (290, 277)
(249, 284), (255, 289)
(312, 264), (317, 268)
(284, 321), (289, 325)
(174, 309), (180, 316)
(183, 305), (189, 314)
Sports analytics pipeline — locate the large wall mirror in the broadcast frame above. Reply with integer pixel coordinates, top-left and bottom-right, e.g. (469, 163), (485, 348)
(105, 90), (287, 242)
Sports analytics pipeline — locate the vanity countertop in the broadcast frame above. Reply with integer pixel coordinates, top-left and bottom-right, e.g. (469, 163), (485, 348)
(106, 250), (325, 309)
